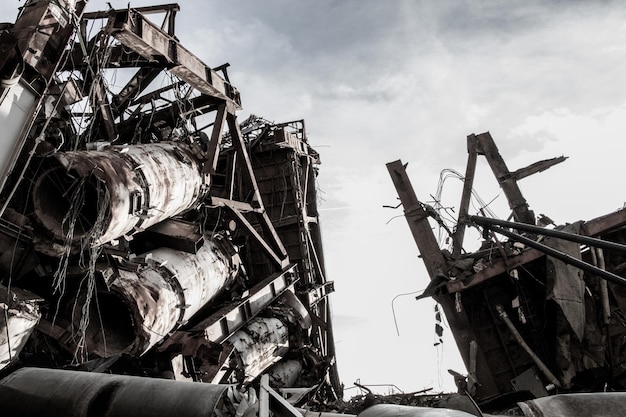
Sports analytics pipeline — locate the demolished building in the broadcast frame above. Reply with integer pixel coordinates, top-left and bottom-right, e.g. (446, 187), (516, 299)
(4, 1), (626, 416)
(0, 0), (341, 411)
(387, 132), (626, 411)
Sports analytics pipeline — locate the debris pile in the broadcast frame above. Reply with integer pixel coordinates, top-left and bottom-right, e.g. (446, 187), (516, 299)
(387, 132), (626, 405)
(0, 0), (340, 410)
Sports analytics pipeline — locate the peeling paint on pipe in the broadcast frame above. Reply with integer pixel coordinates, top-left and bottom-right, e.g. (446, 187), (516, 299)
(32, 142), (207, 245)
(268, 359), (303, 388)
(0, 367), (229, 417)
(229, 317), (290, 384)
(81, 236), (240, 357)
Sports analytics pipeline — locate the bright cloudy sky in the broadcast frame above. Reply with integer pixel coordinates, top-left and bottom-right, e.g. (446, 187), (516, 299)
(4, 0), (626, 395)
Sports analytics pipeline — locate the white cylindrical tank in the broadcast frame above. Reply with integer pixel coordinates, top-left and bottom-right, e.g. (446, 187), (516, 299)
(228, 317), (290, 384)
(78, 235), (240, 357)
(32, 142), (208, 245)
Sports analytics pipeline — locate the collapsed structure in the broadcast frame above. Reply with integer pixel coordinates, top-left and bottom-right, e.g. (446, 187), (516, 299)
(387, 132), (626, 411)
(4, 1), (626, 416)
(0, 0), (341, 411)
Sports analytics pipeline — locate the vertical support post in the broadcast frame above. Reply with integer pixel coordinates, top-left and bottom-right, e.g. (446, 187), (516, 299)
(386, 159), (500, 399)
(227, 112), (289, 265)
(474, 132), (535, 224)
(259, 375), (270, 417)
(386, 160), (447, 279)
(204, 103), (227, 174)
(452, 135), (479, 258)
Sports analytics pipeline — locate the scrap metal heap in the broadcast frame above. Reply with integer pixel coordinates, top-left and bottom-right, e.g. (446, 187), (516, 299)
(0, 0), (340, 409)
(388, 132), (626, 409)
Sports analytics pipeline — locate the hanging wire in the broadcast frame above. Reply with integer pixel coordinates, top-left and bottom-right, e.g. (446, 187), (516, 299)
(391, 288), (426, 336)
(430, 167), (503, 249)
(71, 180), (109, 362)
(52, 176), (87, 294)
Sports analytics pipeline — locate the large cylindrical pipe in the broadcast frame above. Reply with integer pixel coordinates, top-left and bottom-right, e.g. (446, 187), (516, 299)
(79, 235), (240, 357)
(32, 143), (208, 245)
(228, 316), (290, 384)
(0, 367), (229, 417)
(268, 359), (304, 388)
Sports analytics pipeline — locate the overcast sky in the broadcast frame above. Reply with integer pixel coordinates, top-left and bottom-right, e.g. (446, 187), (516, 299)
(4, 0), (626, 395)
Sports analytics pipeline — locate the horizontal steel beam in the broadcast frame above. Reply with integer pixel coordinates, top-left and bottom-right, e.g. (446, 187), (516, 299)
(469, 215), (626, 254)
(109, 8), (241, 109)
(487, 224), (626, 288)
(187, 265), (298, 342)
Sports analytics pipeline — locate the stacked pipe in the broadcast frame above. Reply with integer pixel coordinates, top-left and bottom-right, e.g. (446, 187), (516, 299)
(32, 142), (208, 245)
(228, 316), (290, 384)
(81, 235), (241, 357)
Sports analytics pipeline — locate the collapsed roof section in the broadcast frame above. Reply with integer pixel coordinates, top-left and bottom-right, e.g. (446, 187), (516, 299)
(388, 132), (626, 406)
(0, 0), (340, 405)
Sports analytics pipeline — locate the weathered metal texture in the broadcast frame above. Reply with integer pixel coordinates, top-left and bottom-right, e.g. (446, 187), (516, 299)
(32, 143), (207, 245)
(108, 7), (241, 109)
(357, 404), (477, 417)
(386, 159), (500, 399)
(186, 265), (298, 344)
(83, 236), (240, 356)
(517, 393), (626, 417)
(242, 119), (340, 398)
(268, 359), (304, 388)
(0, 286), (41, 370)
(229, 317), (290, 384)
(473, 132), (535, 225)
(447, 208), (626, 295)
(386, 160), (448, 279)
(0, 367), (229, 417)
(11, 0), (87, 79)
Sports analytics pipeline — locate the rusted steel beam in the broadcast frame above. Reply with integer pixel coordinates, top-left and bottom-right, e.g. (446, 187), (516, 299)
(452, 134), (479, 258)
(583, 207), (626, 236)
(112, 67), (163, 117)
(204, 103), (227, 174)
(227, 113), (289, 265)
(226, 205), (287, 269)
(207, 196), (264, 213)
(82, 4), (181, 20)
(510, 155), (568, 181)
(446, 248), (545, 293)
(187, 265), (298, 338)
(447, 209), (626, 294)
(108, 8), (241, 109)
(473, 132), (535, 225)
(12, 0), (87, 80)
(386, 159), (447, 279)
(303, 281), (335, 306)
(386, 159), (499, 399)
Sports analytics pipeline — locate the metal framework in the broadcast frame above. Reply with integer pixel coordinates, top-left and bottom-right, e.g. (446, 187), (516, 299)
(387, 132), (626, 402)
(0, 0), (341, 406)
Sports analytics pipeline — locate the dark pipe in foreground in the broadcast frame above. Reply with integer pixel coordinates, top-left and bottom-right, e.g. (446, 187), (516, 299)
(0, 367), (228, 417)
